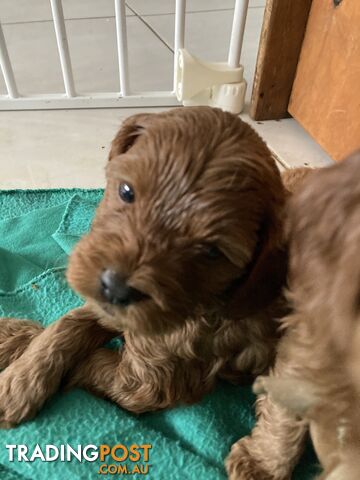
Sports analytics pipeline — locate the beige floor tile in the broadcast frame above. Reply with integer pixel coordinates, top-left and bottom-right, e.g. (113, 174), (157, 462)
(66, 17), (173, 93)
(243, 114), (333, 168)
(62, 0), (132, 19)
(248, 0), (265, 7)
(0, 108), (165, 189)
(0, 106), (332, 190)
(0, 21), (62, 95)
(0, 16), (173, 95)
(0, 0), (52, 23)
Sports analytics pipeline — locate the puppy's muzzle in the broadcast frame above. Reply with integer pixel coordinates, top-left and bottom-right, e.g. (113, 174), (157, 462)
(100, 269), (148, 307)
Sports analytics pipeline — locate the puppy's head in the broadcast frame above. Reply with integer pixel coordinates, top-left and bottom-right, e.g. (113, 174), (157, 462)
(67, 107), (285, 335)
(288, 151), (360, 354)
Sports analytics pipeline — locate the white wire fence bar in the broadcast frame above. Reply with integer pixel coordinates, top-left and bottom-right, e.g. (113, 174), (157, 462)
(228, 0), (249, 68)
(50, 0), (76, 97)
(0, 22), (18, 98)
(0, 0), (249, 111)
(114, 0), (130, 96)
(173, 0), (186, 91)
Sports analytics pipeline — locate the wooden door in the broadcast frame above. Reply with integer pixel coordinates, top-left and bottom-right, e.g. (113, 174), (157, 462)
(289, 0), (360, 161)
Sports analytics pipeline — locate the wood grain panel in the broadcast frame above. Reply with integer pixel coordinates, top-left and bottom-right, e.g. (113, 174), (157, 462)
(250, 0), (312, 121)
(289, 0), (360, 161)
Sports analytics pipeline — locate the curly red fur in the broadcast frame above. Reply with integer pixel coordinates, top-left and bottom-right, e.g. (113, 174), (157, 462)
(228, 152), (360, 480)
(0, 107), (303, 434)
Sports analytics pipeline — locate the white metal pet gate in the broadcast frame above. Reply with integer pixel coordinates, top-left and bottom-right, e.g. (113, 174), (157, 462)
(0, 0), (249, 113)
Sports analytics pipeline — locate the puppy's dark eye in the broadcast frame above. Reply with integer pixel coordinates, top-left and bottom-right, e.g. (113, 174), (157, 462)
(119, 183), (135, 203)
(203, 244), (223, 260)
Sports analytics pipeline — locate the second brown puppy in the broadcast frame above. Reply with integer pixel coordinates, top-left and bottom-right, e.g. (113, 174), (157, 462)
(228, 152), (360, 479)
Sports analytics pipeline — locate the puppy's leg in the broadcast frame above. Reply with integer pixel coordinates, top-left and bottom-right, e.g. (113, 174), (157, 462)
(226, 393), (306, 480)
(0, 318), (44, 370)
(66, 348), (120, 399)
(0, 305), (116, 427)
(67, 349), (172, 414)
(67, 347), (197, 414)
(226, 328), (308, 480)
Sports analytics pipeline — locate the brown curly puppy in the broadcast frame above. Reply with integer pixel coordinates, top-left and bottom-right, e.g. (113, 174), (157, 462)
(0, 107), (296, 429)
(227, 152), (360, 480)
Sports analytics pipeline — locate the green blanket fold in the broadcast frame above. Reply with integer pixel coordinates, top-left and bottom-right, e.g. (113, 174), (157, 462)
(0, 190), (318, 480)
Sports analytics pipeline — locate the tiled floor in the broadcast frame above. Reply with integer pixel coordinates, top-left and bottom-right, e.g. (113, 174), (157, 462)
(0, 0), (333, 189)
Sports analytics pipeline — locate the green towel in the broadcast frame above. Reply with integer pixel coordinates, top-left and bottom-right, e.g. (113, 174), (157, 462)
(0, 190), (319, 480)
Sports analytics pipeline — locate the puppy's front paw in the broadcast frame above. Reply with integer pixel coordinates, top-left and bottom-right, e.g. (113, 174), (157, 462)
(0, 362), (47, 427)
(226, 438), (276, 480)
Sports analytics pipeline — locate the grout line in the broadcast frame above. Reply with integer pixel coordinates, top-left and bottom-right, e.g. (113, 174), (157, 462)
(1, 15), (133, 26)
(134, 8), (234, 17)
(125, 3), (174, 53)
(138, 6), (265, 17)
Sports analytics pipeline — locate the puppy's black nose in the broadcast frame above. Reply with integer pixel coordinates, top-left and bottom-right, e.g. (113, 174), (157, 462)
(100, 270), (147, 306)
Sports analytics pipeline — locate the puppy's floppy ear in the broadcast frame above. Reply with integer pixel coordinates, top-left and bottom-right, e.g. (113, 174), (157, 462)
(228, 196), (288, 318)
(108, 113), (153, 160)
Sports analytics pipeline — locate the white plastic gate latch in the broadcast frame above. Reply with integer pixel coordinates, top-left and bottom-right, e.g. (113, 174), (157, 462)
(175, 48), (247, 114)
